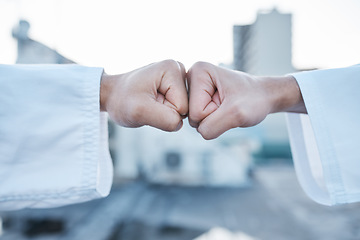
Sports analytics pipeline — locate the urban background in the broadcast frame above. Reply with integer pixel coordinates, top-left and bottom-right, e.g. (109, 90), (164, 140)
(1, 0), (360, 239)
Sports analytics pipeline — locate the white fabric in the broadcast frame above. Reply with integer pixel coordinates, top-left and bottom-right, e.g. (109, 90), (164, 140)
(287, 64), (360, 205)
(0, 64), (113, 210)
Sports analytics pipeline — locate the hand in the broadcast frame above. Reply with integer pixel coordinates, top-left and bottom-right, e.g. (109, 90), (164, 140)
(100, 59), (188, 132)
(187, 62), (305, 140)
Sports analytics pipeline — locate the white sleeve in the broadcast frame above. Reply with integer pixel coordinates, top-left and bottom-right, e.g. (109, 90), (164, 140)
(286, 64), (360, 206)
(0, 64), (113, 210)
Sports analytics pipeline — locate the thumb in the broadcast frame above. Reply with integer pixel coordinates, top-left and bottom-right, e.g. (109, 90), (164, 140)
(197, 103), (237, 140)
(142, 99), (183, 132)
(159, 61), (188, 116)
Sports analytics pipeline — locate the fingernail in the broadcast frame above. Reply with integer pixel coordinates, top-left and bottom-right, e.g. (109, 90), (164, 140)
(181, 114), (188, 119)
(176, 121), (183, 131)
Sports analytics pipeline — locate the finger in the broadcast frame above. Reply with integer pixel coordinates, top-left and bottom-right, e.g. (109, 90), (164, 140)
(158, 91), (187, 118)
(197, 103), (237, 140)
(187, 65), (218, 127)
(158, 60), (188, 116)
(188, 117), (199, 128)
(177, 61), (189, 107)
(156, 91), (165, 103)
(177, 61), (186, 82)
(143, 99), (183, 132)
(212, 91), (221, 107)
(189, 100), (218, 128)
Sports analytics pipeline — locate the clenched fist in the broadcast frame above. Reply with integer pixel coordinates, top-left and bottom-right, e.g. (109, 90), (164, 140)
(187, 62), (306, 140)
(100, 60), (188, 132)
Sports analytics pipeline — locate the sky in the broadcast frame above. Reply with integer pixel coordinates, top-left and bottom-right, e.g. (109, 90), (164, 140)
(0, 0), (359, 74)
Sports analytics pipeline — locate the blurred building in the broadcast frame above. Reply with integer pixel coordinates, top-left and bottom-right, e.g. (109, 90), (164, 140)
(232, 8), (296, 161)
(12, 20), (74, 64)
(233, 8), (294, 76)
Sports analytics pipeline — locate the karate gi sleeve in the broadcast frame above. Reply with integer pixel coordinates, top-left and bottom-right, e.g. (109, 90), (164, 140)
(0, 64), (113, 210)
(286, 64), (360, 205)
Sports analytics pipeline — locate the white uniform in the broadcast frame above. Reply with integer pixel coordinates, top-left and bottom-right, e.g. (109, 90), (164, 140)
(0, 64), (113, 210)
(288, 64), (360, 205)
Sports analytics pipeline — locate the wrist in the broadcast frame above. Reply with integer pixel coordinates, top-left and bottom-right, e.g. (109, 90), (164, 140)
(259, 75), (306, 114)
(100, 72), (115, 112)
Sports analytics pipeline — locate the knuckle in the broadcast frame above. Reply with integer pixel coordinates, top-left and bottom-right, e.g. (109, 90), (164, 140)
(203, 135), (213, 141)
(190, 61), (212, 73)
(192, 61), (209, 69)
(177, 103), (189, 116)
(160, 59), (179, 70)
(189, 110), (204, 123)
(198, 125), (213, 140)
(165, 118), (181, 132)
(177, 61), (185, 71)
(188, 62), (214, 85)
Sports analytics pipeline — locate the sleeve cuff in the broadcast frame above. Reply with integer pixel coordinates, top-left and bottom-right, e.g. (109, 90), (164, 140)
(287, 65), (360, 205)
(0, 64), (113, 210)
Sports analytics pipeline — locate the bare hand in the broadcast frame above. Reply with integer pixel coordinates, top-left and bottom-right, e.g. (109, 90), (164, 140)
(101, 60), (188, 132)
(187, 62), (305, 140)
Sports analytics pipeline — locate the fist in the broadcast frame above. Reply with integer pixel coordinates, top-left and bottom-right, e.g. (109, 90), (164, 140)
(101, 60), (188, 132)
(187, 62), (273, 140)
